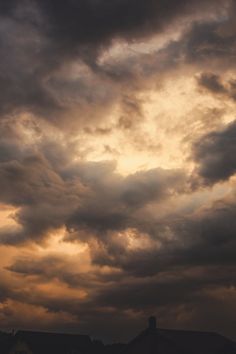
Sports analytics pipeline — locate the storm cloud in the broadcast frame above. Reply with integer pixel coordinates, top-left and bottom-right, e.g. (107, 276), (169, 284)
(193, 120), (236, 183)
(0, 0), (236, 344)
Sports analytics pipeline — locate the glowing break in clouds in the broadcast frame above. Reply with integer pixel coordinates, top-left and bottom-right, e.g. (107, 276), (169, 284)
(0, 0), (236, 343)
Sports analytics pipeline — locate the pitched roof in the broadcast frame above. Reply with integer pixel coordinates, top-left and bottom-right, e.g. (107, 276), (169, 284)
(122, 325), (236, 354)
(0, 334), (15, 354)
(15, 330), (92, 354)
(1, 320), (235, 354)
(159, 328), (236, 354)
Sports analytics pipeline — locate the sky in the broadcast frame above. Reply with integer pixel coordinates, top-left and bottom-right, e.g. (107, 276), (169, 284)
(0, 0), (236, 344)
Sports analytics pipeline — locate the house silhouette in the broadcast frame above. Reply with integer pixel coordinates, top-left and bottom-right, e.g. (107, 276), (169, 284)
(121, 316), (236, 354)
(0, 317), (235, 354)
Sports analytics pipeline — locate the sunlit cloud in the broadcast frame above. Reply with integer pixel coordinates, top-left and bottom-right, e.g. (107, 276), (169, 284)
(0, 0), (236, 342)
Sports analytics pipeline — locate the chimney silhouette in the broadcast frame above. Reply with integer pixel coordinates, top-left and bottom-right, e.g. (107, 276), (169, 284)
(148, 316), (157, 331)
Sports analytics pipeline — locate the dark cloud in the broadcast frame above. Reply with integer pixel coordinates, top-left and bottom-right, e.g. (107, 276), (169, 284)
(0, 128), (185, 245)
(90, 191), (236, 276)
(0, 283), (11, 303)
(1, 0), (236, 344)
(0, 0), (227, 124)
(184, 19), (236, 66)
(0, 5), (63, 121)
(197, 73), (227, 94)
(196, 72), (236, 103)
(193, 120), (236, 183)
(67, 167), (185, 237)
(34, 0), (218, 48)
(6, 256), (95, 289)
(1, 190), (236, 341)
(88, 195), (236, 341)
(0, 150), (81, 244)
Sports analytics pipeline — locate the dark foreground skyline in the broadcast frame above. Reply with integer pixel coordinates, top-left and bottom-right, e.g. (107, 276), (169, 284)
(0, 0), (236, 343)
(1, 317), (236, 354)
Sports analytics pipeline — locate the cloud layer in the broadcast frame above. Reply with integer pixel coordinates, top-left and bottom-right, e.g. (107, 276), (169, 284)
(0, 0), (236, 343)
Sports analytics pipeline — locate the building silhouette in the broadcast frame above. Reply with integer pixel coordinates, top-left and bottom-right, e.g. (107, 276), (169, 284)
(0, 317), (235, 354)
(122, 317), (236, 354)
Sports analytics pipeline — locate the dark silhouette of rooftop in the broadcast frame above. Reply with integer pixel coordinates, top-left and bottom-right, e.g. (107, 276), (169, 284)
(121, 317), (236, 354)
(0, 317), (235, 354)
